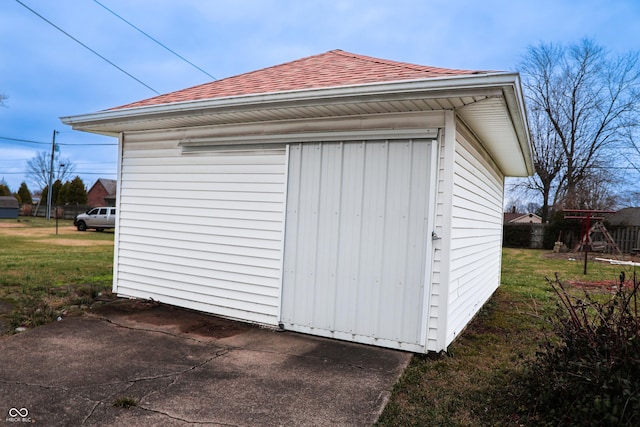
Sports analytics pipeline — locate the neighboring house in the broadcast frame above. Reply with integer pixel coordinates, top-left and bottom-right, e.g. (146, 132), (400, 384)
(0, 196), (19, 219)
(504, 212), (542, 224)
(503, 208), (544, 249)
(62, 50), (533, 353)
(87, 178), (117, 207)
(605, 207), (640, 227)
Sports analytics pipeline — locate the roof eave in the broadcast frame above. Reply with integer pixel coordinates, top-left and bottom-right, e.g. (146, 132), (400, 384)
(61, 72), (534, 176)
(61, 72), (511, 128)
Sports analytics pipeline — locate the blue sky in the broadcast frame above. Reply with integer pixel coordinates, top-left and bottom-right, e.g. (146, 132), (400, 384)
(2, 0), (640, 194)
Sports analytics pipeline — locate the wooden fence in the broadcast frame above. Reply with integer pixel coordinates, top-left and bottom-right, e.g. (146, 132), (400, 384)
(28, 205), (90, 221)
(504, 222), (640, 253)
(609, 226), (640, 254)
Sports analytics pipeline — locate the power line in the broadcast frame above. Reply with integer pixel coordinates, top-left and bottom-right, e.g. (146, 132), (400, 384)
(92, 0), (216, 81)
(0, 136), (48, 145)
(15, 0), (160, 95)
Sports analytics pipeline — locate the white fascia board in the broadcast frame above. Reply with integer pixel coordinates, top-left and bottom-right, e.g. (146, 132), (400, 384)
(500, 75), (534, 175)
(60, 72), (521, 130)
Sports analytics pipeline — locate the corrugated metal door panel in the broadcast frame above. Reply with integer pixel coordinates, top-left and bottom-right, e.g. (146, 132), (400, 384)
(281, 140), (433, 350)
(334, 142), (367, 333)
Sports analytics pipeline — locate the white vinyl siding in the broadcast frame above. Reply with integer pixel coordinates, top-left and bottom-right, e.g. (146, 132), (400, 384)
(426, 127), (452, 352)
(281, 139), (435, 352)
(115, 138), (287, 325)
(445, 124), (504, 345)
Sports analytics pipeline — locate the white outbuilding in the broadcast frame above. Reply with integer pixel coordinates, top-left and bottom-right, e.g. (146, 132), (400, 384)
(62, 50), (533, 353)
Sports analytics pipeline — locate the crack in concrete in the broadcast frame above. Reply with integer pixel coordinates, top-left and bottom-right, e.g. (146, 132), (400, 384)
(136, 405), (240, 426)
(1, 346), (230, 425)
(136, 348), (228, 403)
(87, 349), (229, 424)
(81, 400), (102, 425)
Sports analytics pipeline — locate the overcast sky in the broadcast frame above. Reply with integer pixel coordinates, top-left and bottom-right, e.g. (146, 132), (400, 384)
(2, 0), (640, 193)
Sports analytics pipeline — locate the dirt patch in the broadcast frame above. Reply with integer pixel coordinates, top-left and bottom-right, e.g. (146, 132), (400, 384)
(0, 222), (26, 228)
(566, 279), (624, 292)
(0, 225), (77, 237)
(92, 299), (255, 339)
(0, 225), (113, 245)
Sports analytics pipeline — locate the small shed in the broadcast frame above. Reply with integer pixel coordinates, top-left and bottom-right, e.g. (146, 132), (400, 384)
(0, 196), (19, 219)
(62, 50), (533, 353)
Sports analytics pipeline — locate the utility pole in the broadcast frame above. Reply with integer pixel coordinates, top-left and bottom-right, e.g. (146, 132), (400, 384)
(46, 130), (58, 220)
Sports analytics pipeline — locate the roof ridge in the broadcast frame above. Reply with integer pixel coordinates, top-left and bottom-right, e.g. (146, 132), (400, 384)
(329, 49), (488, 75)
(330, 49), (434, 72)
(213, 50), (338, 82)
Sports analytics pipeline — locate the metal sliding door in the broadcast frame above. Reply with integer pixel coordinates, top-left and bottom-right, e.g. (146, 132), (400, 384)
(281, 139), (434, 350)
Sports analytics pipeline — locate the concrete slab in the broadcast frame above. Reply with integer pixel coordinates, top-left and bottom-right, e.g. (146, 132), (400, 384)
(0, 300), (411, 426)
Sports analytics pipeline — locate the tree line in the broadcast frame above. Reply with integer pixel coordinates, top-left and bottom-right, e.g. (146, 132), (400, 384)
(0, 176), (87, 206)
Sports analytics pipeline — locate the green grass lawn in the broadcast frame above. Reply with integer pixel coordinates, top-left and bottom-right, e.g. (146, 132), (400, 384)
(2, 218), (636, 423)
(0, 216), (114, 330)
(378, 248), (636, 426)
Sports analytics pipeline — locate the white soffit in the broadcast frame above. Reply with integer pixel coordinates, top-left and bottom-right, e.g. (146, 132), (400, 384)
(457, 96), (529, 177)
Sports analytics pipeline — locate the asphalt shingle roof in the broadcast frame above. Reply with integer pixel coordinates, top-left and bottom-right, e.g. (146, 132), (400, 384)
(98, 178), (117, 197)
(114, 49), (491, 110)
(0, 196), (19, 209)
(605, 207), (640, 227)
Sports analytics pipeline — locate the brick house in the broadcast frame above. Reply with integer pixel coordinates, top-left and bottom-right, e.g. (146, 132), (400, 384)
(87, 178), (116, 207)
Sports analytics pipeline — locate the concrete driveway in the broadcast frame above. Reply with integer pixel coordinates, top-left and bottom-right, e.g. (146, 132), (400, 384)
(0, 299), (410, 426)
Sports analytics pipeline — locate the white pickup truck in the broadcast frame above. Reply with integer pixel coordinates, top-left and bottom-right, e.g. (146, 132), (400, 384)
(74, 207), (117, 231)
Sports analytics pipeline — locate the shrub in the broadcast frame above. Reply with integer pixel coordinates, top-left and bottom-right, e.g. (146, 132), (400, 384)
(503, 223), (533, 247)
(521, 273), (640, 426)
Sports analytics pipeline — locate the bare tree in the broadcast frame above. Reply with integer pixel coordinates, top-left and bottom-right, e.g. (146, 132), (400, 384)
(519, 39), (640, 218)
(26, 151), (75, 192)
(571, 161), (618, 210)
(522, 107), (565, 221)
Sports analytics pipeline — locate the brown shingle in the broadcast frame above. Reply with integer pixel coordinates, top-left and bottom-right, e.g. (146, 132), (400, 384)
(113, 50), (491, 110)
